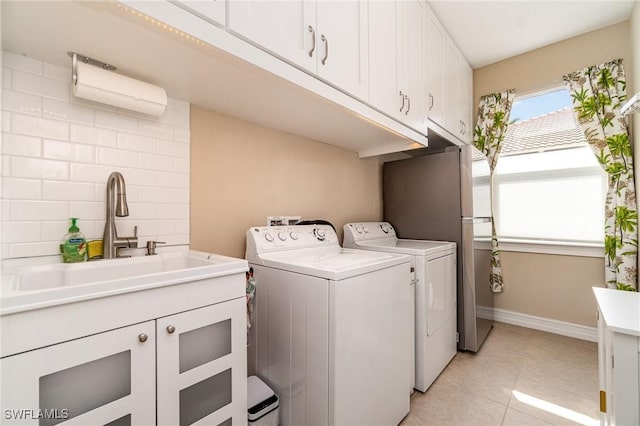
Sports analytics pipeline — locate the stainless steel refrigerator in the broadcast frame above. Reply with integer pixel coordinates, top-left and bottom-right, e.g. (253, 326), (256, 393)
(383, 141), (494, 352)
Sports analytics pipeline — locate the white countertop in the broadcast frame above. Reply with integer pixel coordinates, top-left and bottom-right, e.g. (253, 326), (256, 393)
(593, 287), (640, 336)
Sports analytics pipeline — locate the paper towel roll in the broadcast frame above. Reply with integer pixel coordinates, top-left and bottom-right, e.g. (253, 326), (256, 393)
(73, 61), (167, 116)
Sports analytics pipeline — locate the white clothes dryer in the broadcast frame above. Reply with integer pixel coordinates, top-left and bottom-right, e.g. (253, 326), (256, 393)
(343, 222), (457, 392)
(245, 225), (412, 426)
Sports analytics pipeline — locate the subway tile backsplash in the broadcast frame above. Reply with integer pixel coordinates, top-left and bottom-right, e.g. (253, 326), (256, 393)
(1, 51), (191, 260)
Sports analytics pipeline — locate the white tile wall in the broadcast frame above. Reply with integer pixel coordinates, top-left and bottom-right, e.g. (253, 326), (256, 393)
(1, 51), (191, 260)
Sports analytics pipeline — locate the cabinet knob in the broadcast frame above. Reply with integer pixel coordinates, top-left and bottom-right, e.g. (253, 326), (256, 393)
(138, 333), (148, 343)
(166, 325), (176, 334)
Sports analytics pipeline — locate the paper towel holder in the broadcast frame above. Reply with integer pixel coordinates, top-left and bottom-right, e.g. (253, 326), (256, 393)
(69, 52), (117, 85)
(68, 51), (168, 117)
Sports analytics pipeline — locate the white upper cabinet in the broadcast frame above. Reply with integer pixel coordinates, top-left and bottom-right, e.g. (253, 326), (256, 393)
(368, 2), (398, 118)
(228, 0), (369, 101)
(397, 0), (425, 132)
(173, 0), (225, 26)
(424, 4), (473, 144)
(368, 0), (424, 132)
(443, 38), (460, 134)
(459, 60), (473, 144)
(226, 1), (316, 72)
(316, 1), (369, 101)
(425, 7), (444, 125)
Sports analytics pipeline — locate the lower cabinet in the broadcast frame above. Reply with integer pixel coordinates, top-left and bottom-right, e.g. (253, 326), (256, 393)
(157, 298), (247, 426)
(593, 287), (640, 426)
(0, 299), (247, 426)
(1, 321), (156, 426)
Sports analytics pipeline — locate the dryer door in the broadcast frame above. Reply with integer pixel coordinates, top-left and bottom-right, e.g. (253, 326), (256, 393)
(426, 253), (456, 336)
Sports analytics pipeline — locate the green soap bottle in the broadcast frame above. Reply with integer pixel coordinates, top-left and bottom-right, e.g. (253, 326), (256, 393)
(62, 218), (87, 263)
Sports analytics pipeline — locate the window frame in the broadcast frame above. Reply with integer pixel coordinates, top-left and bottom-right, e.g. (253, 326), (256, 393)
(483, 86), (607, 258)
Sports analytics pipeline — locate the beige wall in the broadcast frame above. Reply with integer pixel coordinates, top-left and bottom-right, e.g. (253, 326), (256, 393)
(498, 252), (604, 327)
(190, 107), (382, 259)
(473, 22), (631, 328)
(474, 21), (631, 107)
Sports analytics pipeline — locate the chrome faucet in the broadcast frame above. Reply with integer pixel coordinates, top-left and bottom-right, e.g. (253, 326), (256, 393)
(103, 171), (138, 258)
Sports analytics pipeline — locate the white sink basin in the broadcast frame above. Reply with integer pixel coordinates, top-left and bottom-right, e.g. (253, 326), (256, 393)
(1, 250), (248, 315)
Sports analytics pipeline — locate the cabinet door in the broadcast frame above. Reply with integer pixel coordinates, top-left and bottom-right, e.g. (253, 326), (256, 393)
(443, 37), (460, 136)
(316, 0), (369, 101)
(0, 321), (155, 426)
(368, 0), (398, 118)
(425, 5), (444, 125)
(398, 0), (424, 132)
(174, 0), (225, 26)
(460, 59), (473, 143)
(157, 298), (247, 426)
(597, 309), (610, 425)
(227, 0), (317, 73)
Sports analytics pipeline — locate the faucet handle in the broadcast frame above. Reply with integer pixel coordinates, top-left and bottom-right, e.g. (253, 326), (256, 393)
(146, 240), (166, 256)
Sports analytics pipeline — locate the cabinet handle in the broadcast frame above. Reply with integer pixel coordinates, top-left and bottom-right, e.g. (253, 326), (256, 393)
(138, 333), (148, 343)
(461, 121), (466, 135)
(308, 25), (315, 58)
(428, 93), (434, 111)
(600, 390), (606, 413)
(405, 95), (410, 115)
(460, 120), (464, 135)
(166, 325), (176, 334)
(399, 91), (405, 112)
(321, 35), (328, 65)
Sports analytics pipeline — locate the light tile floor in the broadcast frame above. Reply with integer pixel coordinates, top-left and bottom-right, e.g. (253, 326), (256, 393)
(402, 322), (600, 426)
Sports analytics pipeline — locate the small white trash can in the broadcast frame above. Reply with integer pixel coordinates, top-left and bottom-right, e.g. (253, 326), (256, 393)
(247, 375), (279, 425)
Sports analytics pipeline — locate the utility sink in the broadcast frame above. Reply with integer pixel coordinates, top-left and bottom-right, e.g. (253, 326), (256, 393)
(1, 250), (248, 315)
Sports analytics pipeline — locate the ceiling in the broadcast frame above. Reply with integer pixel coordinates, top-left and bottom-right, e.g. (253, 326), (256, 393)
(429, 0), (638, 69)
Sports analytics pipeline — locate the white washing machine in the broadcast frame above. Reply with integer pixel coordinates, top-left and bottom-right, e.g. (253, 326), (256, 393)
(343, 222), (457, 392)
(245, 224), (412, 426)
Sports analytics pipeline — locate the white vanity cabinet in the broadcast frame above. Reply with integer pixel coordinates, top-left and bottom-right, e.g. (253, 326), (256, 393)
(1, 321), (157, 426)
(157, 298), (247, 425)
(593, 287), (640, 426)
(227, 0), (369, 101)
(1, 300), (247, 426)
(0, 252), (249, 426)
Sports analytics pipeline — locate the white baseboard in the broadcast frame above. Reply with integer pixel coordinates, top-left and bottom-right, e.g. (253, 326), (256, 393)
(476, 306), (598, 342)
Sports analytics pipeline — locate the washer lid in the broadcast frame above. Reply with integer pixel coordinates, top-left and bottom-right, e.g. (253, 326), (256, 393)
(254, 246), (410, 280)
(353, 238), (456, 256)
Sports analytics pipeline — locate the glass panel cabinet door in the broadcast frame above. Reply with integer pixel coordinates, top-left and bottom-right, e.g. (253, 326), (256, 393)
(157, 298), (247, 426)
(0, 321), (155, 426)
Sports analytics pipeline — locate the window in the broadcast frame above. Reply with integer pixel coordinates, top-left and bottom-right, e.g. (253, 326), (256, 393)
(483, 86), (607, 251)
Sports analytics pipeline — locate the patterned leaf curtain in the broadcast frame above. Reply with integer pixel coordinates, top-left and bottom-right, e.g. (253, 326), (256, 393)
(563, 59), (637, 291)
(473, 90), (515, 293)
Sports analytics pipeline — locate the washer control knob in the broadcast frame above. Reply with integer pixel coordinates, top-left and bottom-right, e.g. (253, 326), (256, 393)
(264, 232), (274, 242)
(278, 231), (287, 241)
(356, 226), (363, 233)
(381, 224), (390, 234)
(314, 228), (326, 241)
(363, 226), (369, 233)
(290, 231), (299, 240)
